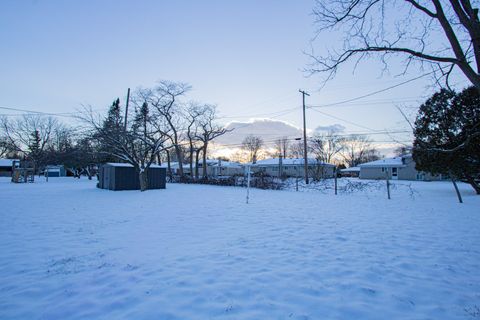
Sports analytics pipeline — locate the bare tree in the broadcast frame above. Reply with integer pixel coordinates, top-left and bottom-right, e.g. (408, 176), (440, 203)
(80, 98), (169, 191)
(185, 103), (205, 178)
(0, 137), (9, 158)
(339, 135), (379, 167)
(309, 1), (480, 91)
(0, 123), (14, 158)
(242, 135), (264, 163)
(274, 137), (290, 158)
(289, 141), (305, 158)
(140, 81), (191, 178)
(309, 132), (344, 163)
(394, 145), (413, 156)
(0, 115), (59, 172)
(195, 105), (229, 178)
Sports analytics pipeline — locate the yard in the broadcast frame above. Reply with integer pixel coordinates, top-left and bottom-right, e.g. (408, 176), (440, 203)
(0, 177), (479, 319)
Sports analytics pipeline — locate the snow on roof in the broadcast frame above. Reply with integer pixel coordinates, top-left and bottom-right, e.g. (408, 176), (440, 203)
(159, 162), (179, 168)
(45, 165), (64, 169)
(105, 163), (163, 168)
(358, 157), (406, 168)
(252, 158), (335, 167)
(0, 159), (19, 167)
(159, 160), (244, 169)
(211, 161), (243, 168)
(340, 167), (360, 172)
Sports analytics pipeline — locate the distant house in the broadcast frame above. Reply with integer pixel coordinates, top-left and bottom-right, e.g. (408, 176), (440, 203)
(98, 163), (166, 191)
(250, 158), (335, 178)
(0, 159), (19, 177)
(161, 160), (245, 177)
(206, 160), (244, 177)
(44, 165), (67, 177)
(340, 166), (360, 178)
(358, 154), (446, 181)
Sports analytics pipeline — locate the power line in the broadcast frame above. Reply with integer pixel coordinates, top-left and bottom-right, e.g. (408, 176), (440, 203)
(308, 108), (380, 132)
(309, 70), (436, 109)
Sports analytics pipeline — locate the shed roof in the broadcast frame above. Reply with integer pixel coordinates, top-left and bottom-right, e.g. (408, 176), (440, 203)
(105, 162), (163, 168)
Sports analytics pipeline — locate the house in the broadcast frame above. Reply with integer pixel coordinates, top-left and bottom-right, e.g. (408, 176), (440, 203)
(358, 154), (446, 181)
(161, 160), (245, 177)
(250, 158), (336, 178)
(44, 165), (67, 177)
(340, 166), (360, 178)
(98, 163), (166, 191)
(209, 160), (244, 177)
(0, 159), (19, 177)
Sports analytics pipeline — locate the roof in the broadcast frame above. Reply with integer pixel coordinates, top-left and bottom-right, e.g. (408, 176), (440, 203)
(0, 159), (19, 167)
(340, 167), (360, 172)
(45, 165), (64, 169)
(251, 158), (335, 167)
(105, 162), (163, 168)
(211, 161), (243, 168)
(160, 160), (244, 169)
(358, 157), (406, 168)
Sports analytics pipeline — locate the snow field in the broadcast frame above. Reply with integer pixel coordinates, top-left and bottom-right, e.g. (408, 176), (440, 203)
(0, 178), (479, 319)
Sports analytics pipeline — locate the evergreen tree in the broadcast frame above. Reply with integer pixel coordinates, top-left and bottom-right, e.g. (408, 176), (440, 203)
(28, 129), (43, 170)
(413, 87), (480, 194)
(97, 98), (124, 163)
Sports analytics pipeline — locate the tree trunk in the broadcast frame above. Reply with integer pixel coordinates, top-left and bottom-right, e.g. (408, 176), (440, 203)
(195, 148), (201, 179)
(202, 142), (208, 179)
(86, 166), (92, 180)
(466, 176), (480, 195)
(451, 178), (463, 203)
(189, 144), (194, 178)
(175, 145), (184, 177)
(166, 150), (173, 181)
(139, 169), (148, 192)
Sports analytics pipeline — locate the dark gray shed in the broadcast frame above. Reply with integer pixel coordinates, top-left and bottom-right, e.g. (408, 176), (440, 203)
(98, 163), (166, 191)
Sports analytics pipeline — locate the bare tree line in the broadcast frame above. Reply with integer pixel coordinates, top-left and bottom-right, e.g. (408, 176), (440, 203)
(0, 81), (229, 191)
(239, 132), (381, 167)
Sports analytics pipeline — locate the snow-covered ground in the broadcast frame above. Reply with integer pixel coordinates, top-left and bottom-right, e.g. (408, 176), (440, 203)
(0, 177), (479, 319)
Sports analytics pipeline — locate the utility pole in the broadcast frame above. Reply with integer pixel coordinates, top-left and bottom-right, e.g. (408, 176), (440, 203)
(124, 88), (130, 132)
(299, 89), (310, 184)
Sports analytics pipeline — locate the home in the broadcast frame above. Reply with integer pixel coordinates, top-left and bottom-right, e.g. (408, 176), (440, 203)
(206, 160), (244, 177)
(358, 154), (446, 181)
(250, 158), (336, 178)
(43, 165), (67, 177)
(161, 159), (245, 177)
(0, 159), (19, 177)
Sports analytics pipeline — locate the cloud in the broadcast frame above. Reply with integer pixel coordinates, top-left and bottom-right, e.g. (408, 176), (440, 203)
(314, 124), (346, 134)
(213, 118), (303, 146)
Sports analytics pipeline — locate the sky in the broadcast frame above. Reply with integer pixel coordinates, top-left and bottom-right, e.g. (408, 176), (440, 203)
(0, 0), (472, 156)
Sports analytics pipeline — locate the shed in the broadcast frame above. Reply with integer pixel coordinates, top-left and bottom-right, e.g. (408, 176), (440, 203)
(44, 165), (67, 177)
(98, 163), (166, 191)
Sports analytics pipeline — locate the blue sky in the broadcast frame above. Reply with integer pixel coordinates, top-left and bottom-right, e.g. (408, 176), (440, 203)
(0, 0), (471, 152)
